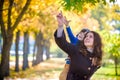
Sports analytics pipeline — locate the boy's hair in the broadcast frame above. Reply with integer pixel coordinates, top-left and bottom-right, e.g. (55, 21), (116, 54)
(76, 28), (90, 37)
(81, 28), (90, 33)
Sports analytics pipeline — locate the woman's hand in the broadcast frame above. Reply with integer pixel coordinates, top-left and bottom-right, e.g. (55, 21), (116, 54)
(56, 12), (64, 27)
(56, 11), (71, 27)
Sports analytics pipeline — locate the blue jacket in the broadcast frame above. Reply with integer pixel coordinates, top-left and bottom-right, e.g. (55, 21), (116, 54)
(66, 26), (79, 45)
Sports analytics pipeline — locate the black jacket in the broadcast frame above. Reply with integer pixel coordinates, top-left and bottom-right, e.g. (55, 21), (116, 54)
(54, 30), (100, 80)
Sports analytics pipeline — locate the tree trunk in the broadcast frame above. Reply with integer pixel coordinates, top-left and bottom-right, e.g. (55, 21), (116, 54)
(15, 31), (20, 72)
(0, 34), (13, 79)
(114, 56), (118, 76)
(32, 31), (43, 66)
(0, 31), (2, 52)
(32, 33), (37, 66)
(45, 40), (50, 59)
(46, 46), (50, 59)
(22, 31), (29, 70)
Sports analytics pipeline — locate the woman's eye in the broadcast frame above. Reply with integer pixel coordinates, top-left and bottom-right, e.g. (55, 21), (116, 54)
(90, 35), (93, 38)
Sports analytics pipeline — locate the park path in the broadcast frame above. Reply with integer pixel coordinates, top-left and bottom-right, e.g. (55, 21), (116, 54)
(5, 58), (64, 80)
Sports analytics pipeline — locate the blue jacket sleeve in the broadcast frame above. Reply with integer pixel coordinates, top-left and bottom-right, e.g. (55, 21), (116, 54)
(66, 26), (78, 45)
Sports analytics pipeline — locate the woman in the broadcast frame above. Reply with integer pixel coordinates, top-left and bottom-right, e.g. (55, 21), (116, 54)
(55, 12), (103, 80)
(59, 14), (90, 80)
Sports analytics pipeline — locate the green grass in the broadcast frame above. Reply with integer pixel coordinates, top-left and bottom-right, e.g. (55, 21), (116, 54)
(91, 66), (120, 80)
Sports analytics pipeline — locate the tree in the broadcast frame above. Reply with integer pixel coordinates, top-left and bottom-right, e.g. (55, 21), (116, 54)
(91, 3), (120, 30)
(101, 30), (120, 76)
(109, 5), (120, 30)
(0, 28), (2, 52)
(0, 0), (31, 79)
(61, 0), (116, 11)
(32, 30), (44, 66)
(22, 31), (29, 70)
(91, 3), (111, 30)
(15, 30), (20, 72)
(108, 33), (120, 76)
(28, 0), (59, 65)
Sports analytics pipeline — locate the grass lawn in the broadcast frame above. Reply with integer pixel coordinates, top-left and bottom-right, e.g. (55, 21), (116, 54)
(5, 58), (120, 80)
(91, 66), (120, 80)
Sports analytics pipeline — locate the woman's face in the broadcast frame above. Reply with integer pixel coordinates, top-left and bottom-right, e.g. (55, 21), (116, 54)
(84, 32), (94, 48)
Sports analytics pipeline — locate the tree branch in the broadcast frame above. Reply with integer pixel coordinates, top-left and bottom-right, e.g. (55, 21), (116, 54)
(0, 0), (7, 39)
(8, 0), (14, 30)
(9, 0), (31, 33)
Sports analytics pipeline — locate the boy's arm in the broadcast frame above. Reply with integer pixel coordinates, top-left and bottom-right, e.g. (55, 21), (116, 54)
(63, 16), (78, 44)
(66, 26), (77, 44)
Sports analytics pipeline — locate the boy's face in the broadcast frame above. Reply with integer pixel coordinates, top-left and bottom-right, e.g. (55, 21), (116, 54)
(77, 32), (87, 41)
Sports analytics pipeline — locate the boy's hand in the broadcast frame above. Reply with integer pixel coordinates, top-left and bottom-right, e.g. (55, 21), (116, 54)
(63, 16), (71, 27)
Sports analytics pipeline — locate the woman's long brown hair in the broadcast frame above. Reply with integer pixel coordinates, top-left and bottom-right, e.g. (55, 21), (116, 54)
(77, 31), (103, 66)
(91, 31), (103, 66)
